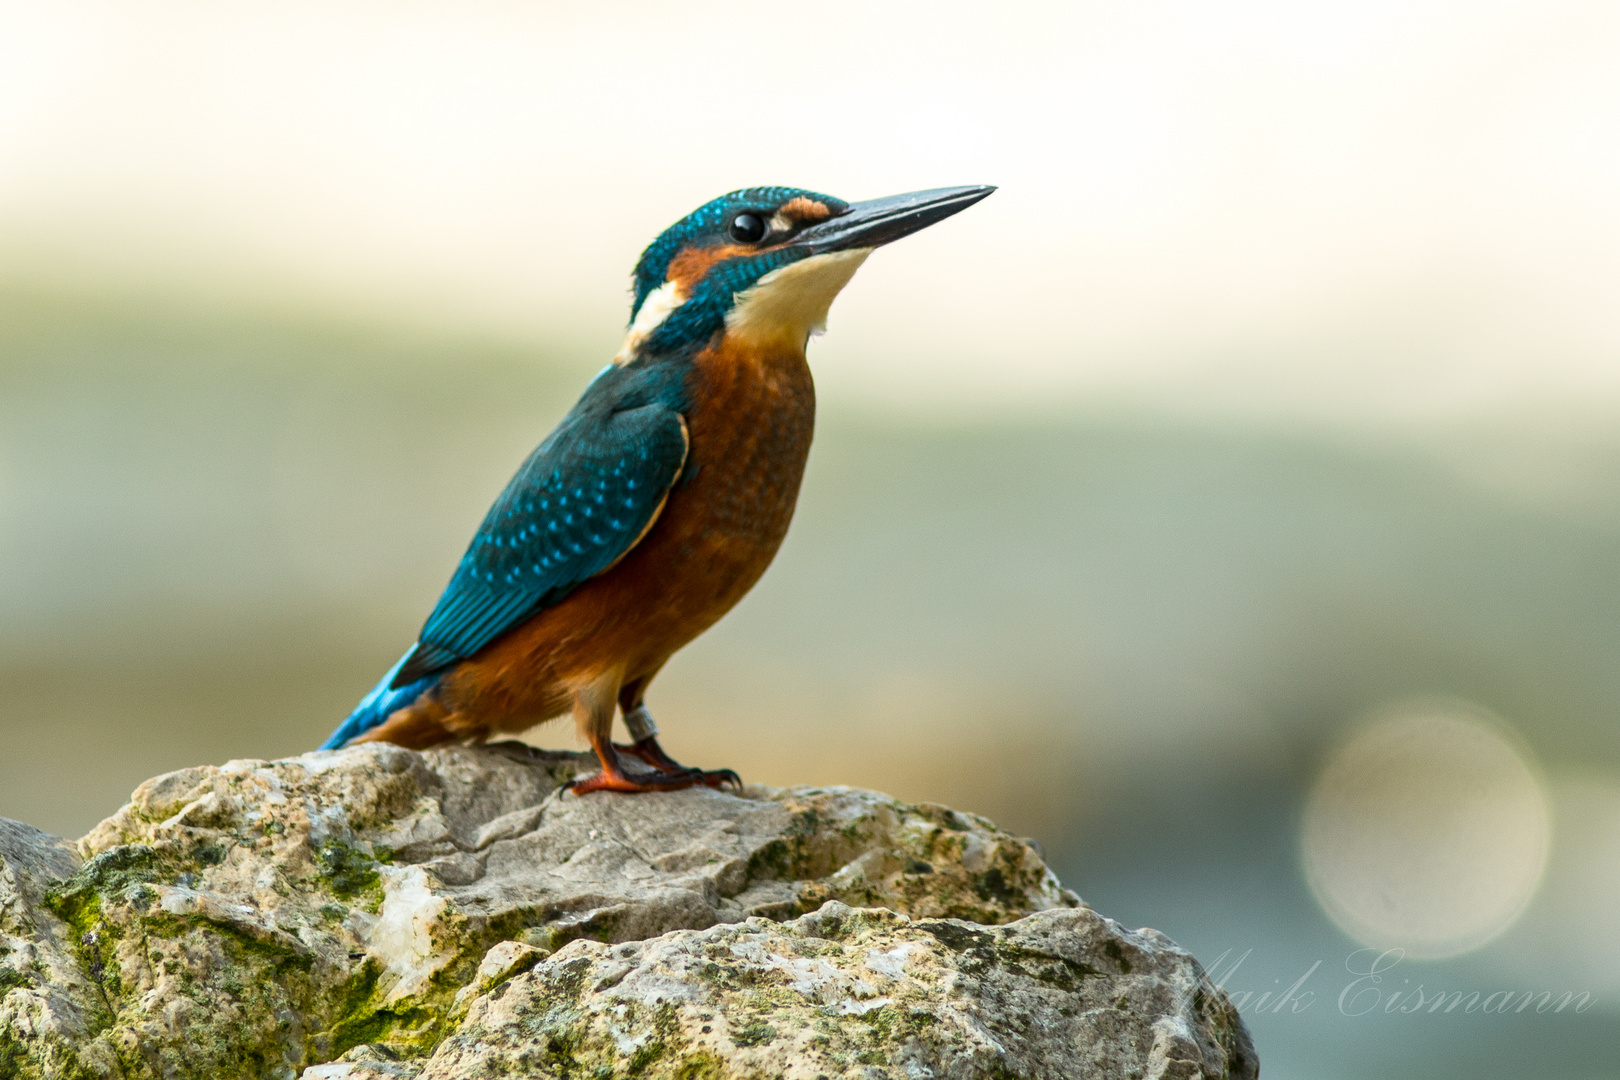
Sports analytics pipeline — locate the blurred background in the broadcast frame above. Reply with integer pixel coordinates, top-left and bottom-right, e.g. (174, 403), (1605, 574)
(3, 1), (1619, 1076)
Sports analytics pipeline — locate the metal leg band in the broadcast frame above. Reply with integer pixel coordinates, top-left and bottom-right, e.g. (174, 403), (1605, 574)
(623, 704), (659, 742)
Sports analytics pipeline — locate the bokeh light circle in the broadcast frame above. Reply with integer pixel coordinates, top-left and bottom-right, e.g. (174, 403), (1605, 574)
(1302, 699), (1551, 959)
(1490, 772), (1620, 996)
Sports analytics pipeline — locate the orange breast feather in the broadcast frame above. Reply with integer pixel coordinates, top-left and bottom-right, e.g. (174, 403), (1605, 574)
(433, 333), (816, 737)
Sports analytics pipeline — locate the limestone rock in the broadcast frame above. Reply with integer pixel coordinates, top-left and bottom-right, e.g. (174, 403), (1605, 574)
(0, 741), (1254, 1079)
(0, 819), (121, 1079)
(423, 901), (1253, 1080)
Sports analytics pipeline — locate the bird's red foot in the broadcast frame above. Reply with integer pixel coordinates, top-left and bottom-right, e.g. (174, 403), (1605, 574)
(568, 733), (740, 795)
(565, 765), (741, 795)
(613, 737), (681, 773)
(608, 734), (741, 789)
(611, 735), (699, 773)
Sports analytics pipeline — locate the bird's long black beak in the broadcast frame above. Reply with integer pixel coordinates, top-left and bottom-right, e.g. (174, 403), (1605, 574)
(797, 184), (995, 253)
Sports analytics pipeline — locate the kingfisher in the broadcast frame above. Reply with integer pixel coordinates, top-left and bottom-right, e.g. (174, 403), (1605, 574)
(319, 184), (995, 793)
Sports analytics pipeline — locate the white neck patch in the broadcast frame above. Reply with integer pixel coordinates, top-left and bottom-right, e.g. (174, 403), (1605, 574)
(724, 248), (873, 352)
(614, 279), (686, 364)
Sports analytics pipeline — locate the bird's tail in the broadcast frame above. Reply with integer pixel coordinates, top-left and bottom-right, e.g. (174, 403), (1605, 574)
(319, 652), (442, 750)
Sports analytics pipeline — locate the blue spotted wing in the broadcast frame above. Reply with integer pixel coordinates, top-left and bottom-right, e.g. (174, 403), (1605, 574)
(391, 401), (688, 687)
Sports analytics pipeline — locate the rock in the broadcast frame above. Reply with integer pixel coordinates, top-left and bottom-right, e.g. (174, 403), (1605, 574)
(0, 741), (1255, 1079)
(423, 902), (1253, 1080)
(0, 819), (123, 1079)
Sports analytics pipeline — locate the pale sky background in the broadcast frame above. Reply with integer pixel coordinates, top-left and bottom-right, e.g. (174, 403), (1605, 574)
(2, 0), (1618, 419)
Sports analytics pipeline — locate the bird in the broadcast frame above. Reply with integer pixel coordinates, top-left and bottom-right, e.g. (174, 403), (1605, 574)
(319, 183), (995, 794)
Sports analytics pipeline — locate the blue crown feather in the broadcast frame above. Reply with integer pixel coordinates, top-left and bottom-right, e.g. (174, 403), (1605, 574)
(629, 187), (845, 321)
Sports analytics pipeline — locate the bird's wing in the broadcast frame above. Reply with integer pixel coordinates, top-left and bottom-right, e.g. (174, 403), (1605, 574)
(391, 402), (688, 687)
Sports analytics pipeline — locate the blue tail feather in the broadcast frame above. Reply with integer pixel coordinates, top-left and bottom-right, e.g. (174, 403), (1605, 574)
(320, 653), (441, 750)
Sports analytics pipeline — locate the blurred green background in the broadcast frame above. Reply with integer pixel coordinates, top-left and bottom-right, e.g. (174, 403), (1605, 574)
(5, 283), (1619, 1078)
(4, 3), (1620, 1077)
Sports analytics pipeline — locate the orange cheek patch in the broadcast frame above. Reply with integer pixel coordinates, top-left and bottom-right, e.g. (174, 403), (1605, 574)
(666, 243), (753, 290)
(779, 197), (833, 223)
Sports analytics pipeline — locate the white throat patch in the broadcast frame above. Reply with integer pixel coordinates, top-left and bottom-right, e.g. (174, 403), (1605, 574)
(724, 248), (873, 352)
(614, 279), (686, 364)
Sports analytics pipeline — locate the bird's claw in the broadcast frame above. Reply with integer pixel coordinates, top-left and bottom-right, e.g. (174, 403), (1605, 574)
(564, 765), (743, 796)
(607, 736), (742, 791)
(702, 768), (743, 791)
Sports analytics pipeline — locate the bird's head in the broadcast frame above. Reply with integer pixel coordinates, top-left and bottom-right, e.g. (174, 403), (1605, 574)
(617, 184), (994, 362)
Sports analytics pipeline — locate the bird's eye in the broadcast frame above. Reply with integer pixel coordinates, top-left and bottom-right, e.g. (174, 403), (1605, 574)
(729, 213), (767, 244)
